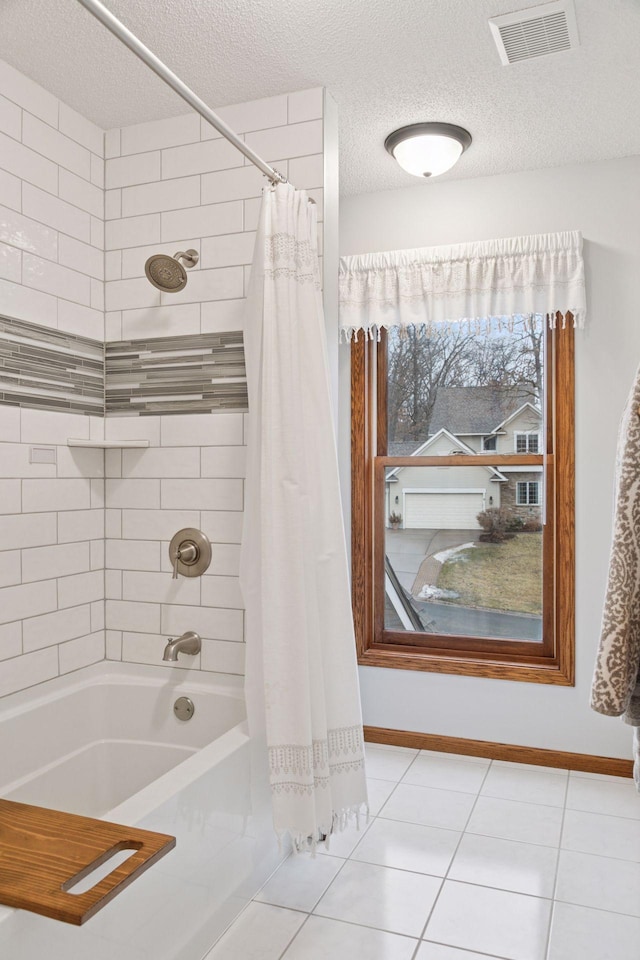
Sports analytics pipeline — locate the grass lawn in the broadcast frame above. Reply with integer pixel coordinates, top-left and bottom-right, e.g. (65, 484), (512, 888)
(437, 533), (542, 615)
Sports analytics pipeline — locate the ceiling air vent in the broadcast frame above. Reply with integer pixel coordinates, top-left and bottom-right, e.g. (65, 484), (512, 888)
(489, 1), (579, 65)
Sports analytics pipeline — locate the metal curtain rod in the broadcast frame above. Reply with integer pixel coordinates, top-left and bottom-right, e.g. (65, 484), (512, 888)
(75, 0), (288, 185)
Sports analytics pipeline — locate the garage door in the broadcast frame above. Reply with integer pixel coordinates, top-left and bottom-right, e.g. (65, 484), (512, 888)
(404, 492), (484, 530)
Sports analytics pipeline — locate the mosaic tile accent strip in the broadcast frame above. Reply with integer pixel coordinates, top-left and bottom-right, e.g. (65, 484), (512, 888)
(0, 315), (104, 416)
(105, 331), (247, 416)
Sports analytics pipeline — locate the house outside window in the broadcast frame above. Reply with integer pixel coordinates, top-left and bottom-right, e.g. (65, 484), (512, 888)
(517, 481), (540, 505)
(482, 435), (497, 451)
(515, 432), (540, 453)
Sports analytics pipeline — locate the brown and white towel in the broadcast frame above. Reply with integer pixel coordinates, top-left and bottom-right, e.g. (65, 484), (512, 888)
(592, 365), (640, 789)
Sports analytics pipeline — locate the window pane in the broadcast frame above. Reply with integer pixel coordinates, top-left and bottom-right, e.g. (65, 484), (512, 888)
(386, 325), (544, 456)
(384, 464), (543, 641)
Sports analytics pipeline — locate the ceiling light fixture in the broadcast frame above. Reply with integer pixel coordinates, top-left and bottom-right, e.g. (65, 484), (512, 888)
(384, 122), (472, 179)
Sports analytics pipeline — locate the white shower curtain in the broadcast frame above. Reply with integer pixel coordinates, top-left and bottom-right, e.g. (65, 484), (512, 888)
(239, 182), (367, 848)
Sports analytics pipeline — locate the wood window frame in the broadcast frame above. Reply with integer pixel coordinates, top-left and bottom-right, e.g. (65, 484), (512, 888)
(351, 322), (575, 685)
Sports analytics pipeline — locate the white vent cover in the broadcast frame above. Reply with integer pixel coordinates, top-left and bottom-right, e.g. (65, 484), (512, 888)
(489, 1), (579, 65)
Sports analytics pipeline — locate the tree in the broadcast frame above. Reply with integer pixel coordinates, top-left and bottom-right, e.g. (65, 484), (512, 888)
(386, 322), (545, 443)
(387, 325), (477, 441)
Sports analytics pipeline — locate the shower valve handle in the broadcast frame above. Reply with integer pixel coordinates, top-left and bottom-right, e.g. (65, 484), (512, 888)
(172, 541), (198, 579)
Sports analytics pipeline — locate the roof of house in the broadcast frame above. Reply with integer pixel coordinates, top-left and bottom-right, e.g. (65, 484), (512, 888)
(388, 441), (425, 457)
(428, 386), (537, 436)
(386, 428), (507, 483)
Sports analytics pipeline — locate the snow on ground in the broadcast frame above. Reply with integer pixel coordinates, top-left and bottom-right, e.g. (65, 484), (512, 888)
(417, 585), (460, 601)
(432, 541), (477, 564)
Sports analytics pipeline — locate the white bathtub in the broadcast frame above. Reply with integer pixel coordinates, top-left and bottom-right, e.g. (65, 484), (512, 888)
(0, 662), (285, 960)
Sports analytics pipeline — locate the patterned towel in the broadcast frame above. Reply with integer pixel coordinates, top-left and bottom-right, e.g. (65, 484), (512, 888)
(592, 366), (640, 725)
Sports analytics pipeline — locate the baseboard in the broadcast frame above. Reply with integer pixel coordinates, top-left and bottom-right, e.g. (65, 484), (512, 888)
(364, 725), (634, 779)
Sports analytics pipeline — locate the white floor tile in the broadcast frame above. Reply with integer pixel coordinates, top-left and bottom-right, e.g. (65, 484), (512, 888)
(351, 817), (460, 877)
(417, 944), (502, 960)
(555, 849), (640, 916)
(317, 817), (373, 859)
(255, 852), (345, 911)
(419, 750), (489, 765)
(380, 782), (476, 831)
(368, 743), (420, 754)
(466, 796), (564, 847)
(364, 745), (419, 780)
(566, 776), (640, 820)
(481, 764), (567, 807)
(366, 777), (398, 816)
(547, 902), (640, 960)
(314, 859), (442, 937)
(491, 760), (568, 776)
(282, 915), (417, 960)
(569, 769), (634, 784)
(561, 808), (640, 862)
(402, 755), (488, 794)
(425, 881), (552, 960)
(194, 748), (639, 960)
(204, 902), (305, 960)
(448, 833), (558, 898)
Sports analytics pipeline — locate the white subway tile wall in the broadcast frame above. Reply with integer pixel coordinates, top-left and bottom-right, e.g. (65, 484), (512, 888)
(104, 411), (246, 675)
(105, 93), (322, 340)
(0, 60), (105, 335)
(103, 92), (324, 673)
(1, 57), (328, 695)
(0, 61), (107, 697)
(0, 408), (106, 689)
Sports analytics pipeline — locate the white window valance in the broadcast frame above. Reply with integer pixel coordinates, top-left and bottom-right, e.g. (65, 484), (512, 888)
(339, 230), (586, 340)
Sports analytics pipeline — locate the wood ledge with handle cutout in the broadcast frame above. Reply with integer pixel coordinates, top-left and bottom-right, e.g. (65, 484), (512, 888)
(0, 799), (175, 925)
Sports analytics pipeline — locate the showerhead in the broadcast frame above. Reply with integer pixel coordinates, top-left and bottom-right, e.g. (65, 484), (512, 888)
(144, 249), (199, 292)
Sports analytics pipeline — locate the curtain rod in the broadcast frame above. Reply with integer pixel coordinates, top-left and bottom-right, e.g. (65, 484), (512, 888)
(75, 0), (288, 186)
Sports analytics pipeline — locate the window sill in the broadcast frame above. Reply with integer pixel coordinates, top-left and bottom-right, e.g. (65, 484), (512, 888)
(358, 644), (574, 685)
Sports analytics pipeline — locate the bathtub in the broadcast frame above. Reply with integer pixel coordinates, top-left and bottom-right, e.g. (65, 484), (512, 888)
(0, 662), (285, 960)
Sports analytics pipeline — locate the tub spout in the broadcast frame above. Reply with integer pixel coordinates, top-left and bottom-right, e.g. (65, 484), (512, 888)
(162, 631), (201, 661)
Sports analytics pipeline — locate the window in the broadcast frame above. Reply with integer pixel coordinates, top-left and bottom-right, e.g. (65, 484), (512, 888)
(517, 481), (540, 506)
(515, 432), (539, 453)
(351, 322), (575, 686)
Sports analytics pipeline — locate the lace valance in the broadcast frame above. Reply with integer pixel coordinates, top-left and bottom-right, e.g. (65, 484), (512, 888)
(339, 230), (586, 340)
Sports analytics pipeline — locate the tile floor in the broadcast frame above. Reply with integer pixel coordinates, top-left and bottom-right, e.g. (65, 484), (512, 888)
(204, 744), (640, 960)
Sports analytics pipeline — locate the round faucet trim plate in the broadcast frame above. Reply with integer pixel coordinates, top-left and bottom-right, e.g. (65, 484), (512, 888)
(169, 527), (212, 578)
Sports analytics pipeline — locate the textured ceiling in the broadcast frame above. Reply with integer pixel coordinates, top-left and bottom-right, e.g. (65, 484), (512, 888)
(1, 0), (639, 196)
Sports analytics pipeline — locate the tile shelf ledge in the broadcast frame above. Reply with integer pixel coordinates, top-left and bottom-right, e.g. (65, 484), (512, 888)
(67, 439), (151, 449)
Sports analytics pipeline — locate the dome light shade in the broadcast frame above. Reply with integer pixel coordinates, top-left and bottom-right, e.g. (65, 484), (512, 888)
(384, 122), (472, 179)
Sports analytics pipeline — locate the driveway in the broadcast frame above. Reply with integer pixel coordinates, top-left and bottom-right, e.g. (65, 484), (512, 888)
(386, 528), (478, 594)
(413, 597), (542, 642)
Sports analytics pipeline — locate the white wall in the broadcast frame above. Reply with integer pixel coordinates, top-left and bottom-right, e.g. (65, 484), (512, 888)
(103, 412), (246, 675)
(103, 90), (324, 341)
(0, 60), (336, 698)
(340, 155), (640, 759)
(102, 91), (331, 680)
(0, 59), (104, 339)
(0, 60), (106, 696)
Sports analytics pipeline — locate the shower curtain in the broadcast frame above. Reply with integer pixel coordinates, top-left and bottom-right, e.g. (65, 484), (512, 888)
(239, 182), (367, 848)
